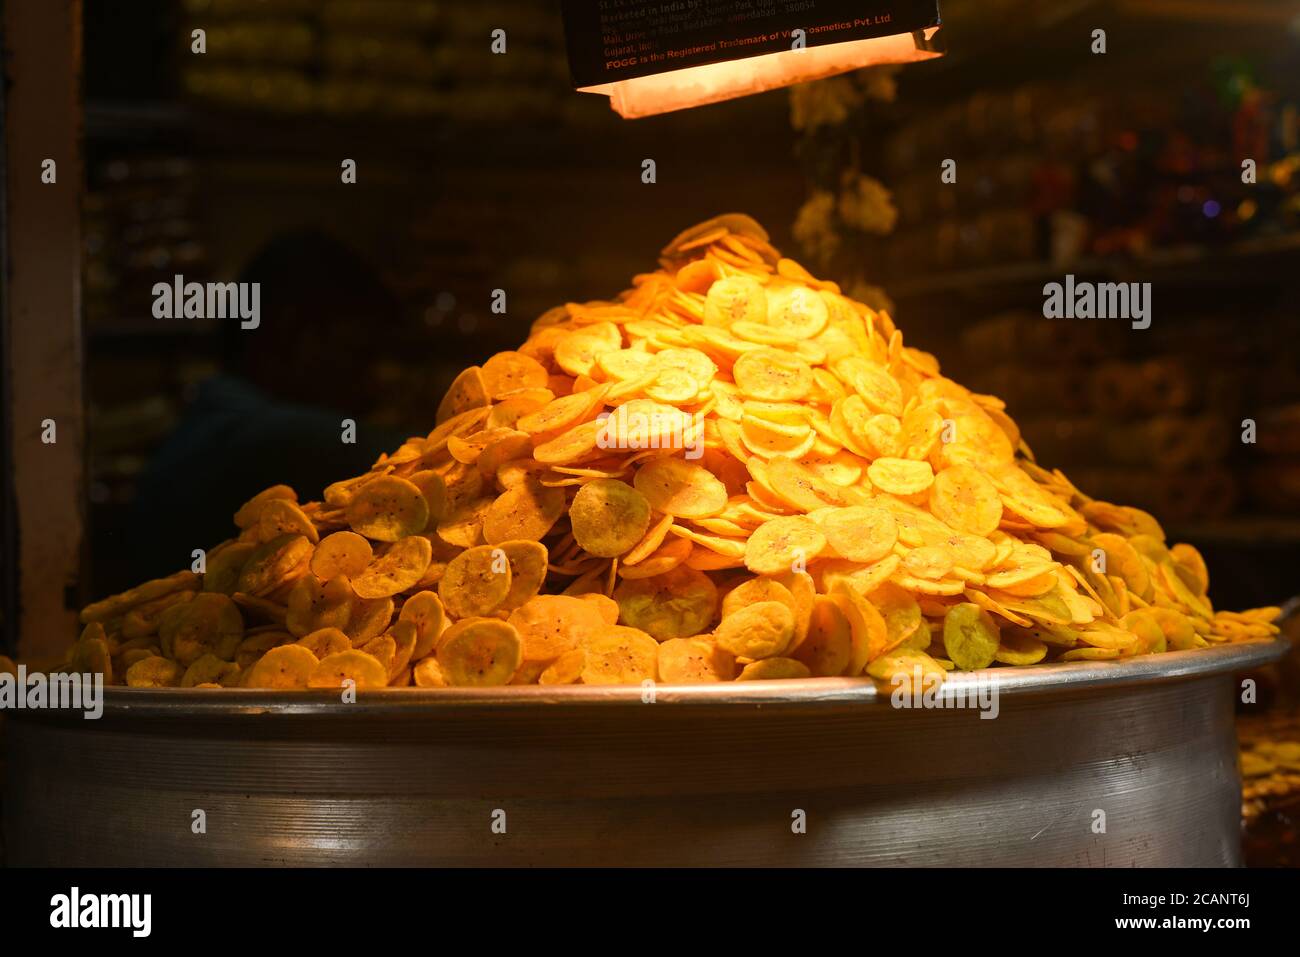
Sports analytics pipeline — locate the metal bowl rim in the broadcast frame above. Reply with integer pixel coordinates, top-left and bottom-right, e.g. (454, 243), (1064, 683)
(18, 636), (1287, 719)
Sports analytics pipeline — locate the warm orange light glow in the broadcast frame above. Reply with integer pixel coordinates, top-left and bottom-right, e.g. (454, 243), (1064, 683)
(581, 28), (942, 119)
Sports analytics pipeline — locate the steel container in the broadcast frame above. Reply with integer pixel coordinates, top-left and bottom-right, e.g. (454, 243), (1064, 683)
(2, 639), (1287, 866)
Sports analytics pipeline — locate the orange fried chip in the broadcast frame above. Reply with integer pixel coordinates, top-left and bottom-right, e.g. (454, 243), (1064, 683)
(613, 564), (718, 641)
(346, 476), (430, 542)
(438, 544), (512, 619)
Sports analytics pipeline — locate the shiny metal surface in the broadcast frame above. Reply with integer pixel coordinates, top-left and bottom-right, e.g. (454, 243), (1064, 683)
(3, 639), (1287, 866)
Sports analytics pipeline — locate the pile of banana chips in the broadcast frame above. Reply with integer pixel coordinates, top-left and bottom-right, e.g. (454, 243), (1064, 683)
(44, 214), (1280, 692)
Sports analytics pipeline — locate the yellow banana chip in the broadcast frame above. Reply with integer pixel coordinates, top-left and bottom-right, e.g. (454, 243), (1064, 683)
(158, 592), (244, 667)
(242, 644), (318, 689)
(436, 618), (523, 686)
(714, 601), (794, 659)
(633, 455), (728, 519)
(346, 476), (430, 542)
(482, 478), (566, 544)
(181, 653), (241, 688)
(352, 536), (434, 600)
(256, 498), (320, 545)
(942, 603), (1000, 671)
(399, 591), (446, 659)
(732, 348), (813, 401)
(744, 516), (826, 575)
(831, 582), (887, 675)
(720, 576), (797, 621)
(204, 542), (256, 595)
(867, 458), (935, 496)
(818, 505), (897, 564)
(613, 565), (718, 641)
(736, 657), (812, 681)
(236, 534), (313, 598)
(507, 594), (605, 664)
(309, 649), (388, 689)
(481, 350), (549, 399)
(125, 656), (184, 688)
(930, 465), (1003, 538)
(571, 479), (652, 558)
(657, 636), (735, 683)
(310, 531), (373, 579)
(580, 626), (659, 685)
(497, 540), (549, 610)
(994, 631), (1048, 666)
(234, 484), (298, 528)
(794, 595), (853, 676)
(439, 544), (512, 619)
(296, 627), (352, 659)
(285, 573), (354, 637)
(866, 649), (946, 690)
(578, 592), (621, 625)
(345, 595), (395, 644)
(539, 648), (587, 685)
(436, 366), (490, 423)
(413, 657), (449, 688)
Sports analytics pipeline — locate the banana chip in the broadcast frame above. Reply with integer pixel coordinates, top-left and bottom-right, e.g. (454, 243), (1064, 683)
(398, 591), (447, 659)
(286, 574), (354, 637)
(346, 476), (430, 542)
(181, 653), (241, 688)
(257, 498), (320, 545)
(204, 542), (256, 595)
(296, 627), (352, 659)
(353, 536), (434, 599)
(345, 595), (395, 644)
(578, 592), (621, 625)
(158, 592), (244, 666)
(237, 534), (313, 598)
(309, 649), (389, 689)
(126, 656), (183, 688)
(744, 516), (825, 575)
(436, 618), (523, 686)
(571, 479), (652, 558)
(439, 544), (512, 619)
(580, 626), (659, 685)
(481, 350), (549, 399)
(657, 636), (735, 683)
(507, 594), (605, 664)
(482, 478), (566, 544)
(930, 465), (1003, 538)
(613, 565), (718, 641)
(633, 455), (728, 519)
(794, 595), (854, 676)
(736, 657), (812, 681)
(310, 531), (373, 579)
(413, 657), (449, 688)
(538, 648), (587, 685)
(818, 505), (897, 564)
(943, 603), (1001, 671)
(241, 644), (318, 689)
(714, 601), (794, 659)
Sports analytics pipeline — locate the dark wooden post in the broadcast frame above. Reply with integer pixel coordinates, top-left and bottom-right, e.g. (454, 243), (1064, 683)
(2, 0), (85, 659)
